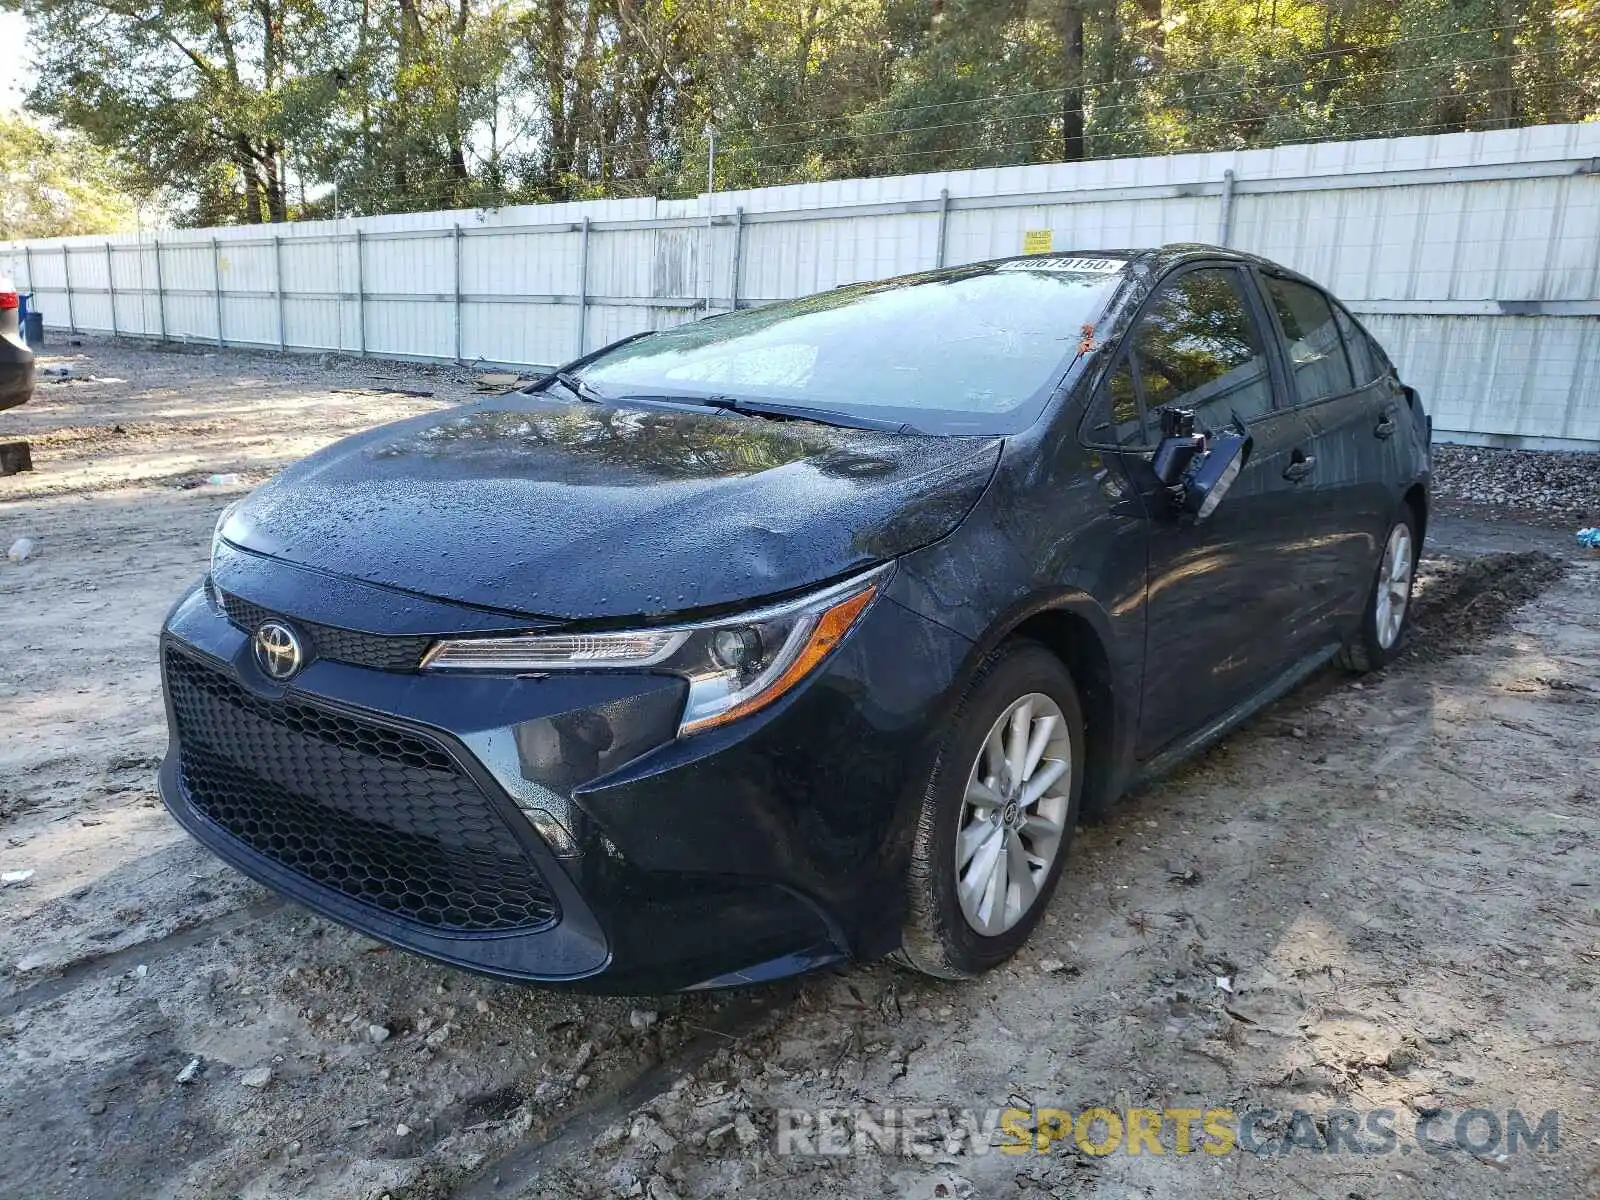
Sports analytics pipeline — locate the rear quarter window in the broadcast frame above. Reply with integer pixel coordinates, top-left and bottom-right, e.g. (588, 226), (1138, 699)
(1332, 304), (1385, 386)
(1263, 276), (1355, 404)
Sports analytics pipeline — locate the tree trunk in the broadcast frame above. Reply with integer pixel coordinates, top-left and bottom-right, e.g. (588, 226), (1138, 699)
(266, 139), (287, 222)
(1136, 0), (1163, 67)
(393, 0), (423, 202)
(1060, 3), (1085, 160)
(542, 0), (572, 184)
(236, 136), (266, 223)
(568, 0), (602, 185)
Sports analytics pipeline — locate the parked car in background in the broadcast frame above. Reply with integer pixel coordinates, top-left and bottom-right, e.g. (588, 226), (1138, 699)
(158, 243), (1431, 992)
(0, 279), (34, 411)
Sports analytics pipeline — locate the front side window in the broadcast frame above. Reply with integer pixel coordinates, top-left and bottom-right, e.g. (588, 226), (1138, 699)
(1264, 275), (1356, 405)
(577, 261), (1127, 434)
(1082, 356), (1146, 446)
(1131, 268), (1275, 429)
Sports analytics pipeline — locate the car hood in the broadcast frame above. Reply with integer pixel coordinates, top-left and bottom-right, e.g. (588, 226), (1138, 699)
(221, 397), (1002, 622)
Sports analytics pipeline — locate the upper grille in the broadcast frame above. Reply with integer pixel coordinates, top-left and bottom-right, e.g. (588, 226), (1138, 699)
(217, 587), (434, 672)
(166, 648), (559, 933)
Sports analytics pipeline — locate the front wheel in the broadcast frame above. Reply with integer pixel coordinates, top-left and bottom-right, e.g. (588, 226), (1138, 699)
(896, 641), (1084, 979)
(1338, 510), (1419, 673)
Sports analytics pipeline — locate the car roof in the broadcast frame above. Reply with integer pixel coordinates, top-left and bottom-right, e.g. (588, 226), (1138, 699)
(989, 243), (1262, 272)
(951, 242), (1337, 297)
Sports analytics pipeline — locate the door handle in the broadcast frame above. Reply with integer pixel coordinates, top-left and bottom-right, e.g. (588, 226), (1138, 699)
(1374, 409), (1398, 439)
(1282, 454), (1316, 482)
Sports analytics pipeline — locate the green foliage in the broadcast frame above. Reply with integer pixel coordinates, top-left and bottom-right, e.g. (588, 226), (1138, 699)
(0, 112), (137, 238)
(4, 0), (1597, 226)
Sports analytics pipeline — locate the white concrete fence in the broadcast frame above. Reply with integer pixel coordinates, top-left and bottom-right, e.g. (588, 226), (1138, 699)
(5, 122), (1599, 448)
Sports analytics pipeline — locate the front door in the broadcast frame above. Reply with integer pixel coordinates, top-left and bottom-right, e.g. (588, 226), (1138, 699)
(1110, 265), (1326, 759)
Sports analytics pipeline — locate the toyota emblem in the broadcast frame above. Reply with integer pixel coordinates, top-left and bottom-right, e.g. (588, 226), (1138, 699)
(253, 621), (304, 681)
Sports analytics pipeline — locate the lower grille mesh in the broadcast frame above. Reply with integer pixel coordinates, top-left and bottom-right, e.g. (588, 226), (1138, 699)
(166, 649), (558, 933)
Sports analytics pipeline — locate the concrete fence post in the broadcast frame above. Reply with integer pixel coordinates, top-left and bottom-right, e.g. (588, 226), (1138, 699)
(211, 237), (225, 347)
(105, 241), (117, 337)
(729, 206), (745, 310)
(935, 188), (951, 268)
(153, 238), (167, 342)
(452, 224), (463, 364)
(576, 217), (591, 358)
(355, 228), (366, 357)
(1217, 169), (1237, 247)
(273, 234), (287, 351)
(63, 245), (76, 334)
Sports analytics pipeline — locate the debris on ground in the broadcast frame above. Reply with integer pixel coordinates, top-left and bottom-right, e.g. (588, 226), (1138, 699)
(1578, 527), (1600, 549)
(176, 1058), (203, 1085)
(1432, 443), (1600, 526)
(332, 386), (436, 399)
(0, 441), (31, 476)
(474, 372), (529, 392)
(5, 538), (35, 563)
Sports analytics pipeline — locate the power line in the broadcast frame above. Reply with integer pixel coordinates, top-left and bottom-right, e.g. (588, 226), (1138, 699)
(295, 79), (1546, 221)
(503, 20), (1560, 172)
(842, 85), (1535, 172)
(719, 45), (1566, 159)
(708, 19), (1542, 140)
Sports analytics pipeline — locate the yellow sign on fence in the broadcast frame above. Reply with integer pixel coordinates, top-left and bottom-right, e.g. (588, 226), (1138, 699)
(1022, 229), (1054, 254)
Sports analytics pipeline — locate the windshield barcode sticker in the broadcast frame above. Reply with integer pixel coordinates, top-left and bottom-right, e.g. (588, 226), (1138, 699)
(998, 257), (1125, 274)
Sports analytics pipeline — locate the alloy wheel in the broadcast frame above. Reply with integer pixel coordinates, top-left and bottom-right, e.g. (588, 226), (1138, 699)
(1374, 522), (1415, 650)
(954, 692), (1072, 935)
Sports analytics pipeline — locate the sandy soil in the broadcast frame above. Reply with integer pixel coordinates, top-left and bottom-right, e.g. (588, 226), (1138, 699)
(1, 337), (1595, 1200)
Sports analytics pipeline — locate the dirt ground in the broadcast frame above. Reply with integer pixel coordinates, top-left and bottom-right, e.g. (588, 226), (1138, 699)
(1, 337), (1595, 1200)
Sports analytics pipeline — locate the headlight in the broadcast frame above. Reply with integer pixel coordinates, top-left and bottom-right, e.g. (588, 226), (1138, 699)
(422, 564), (891, 736)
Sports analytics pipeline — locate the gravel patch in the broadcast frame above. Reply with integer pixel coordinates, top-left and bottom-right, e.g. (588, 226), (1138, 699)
(1431, 444), (1600, 528)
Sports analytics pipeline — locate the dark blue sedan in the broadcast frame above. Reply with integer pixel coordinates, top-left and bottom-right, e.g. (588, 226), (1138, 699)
(158, 244), (1431, 990)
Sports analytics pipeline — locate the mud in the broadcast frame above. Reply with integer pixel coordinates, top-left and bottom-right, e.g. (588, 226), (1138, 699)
(1, 338), (1594, 1200)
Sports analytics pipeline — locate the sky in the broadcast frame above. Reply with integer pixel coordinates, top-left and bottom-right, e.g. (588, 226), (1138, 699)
(1, 12), (30, 110)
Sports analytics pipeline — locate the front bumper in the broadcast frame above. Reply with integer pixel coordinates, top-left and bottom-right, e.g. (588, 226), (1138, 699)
(157, 559), (973, 992)
(0, 354), (32, 412)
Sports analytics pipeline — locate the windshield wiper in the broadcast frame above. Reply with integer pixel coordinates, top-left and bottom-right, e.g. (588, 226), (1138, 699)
(614, 392), (924, 435)
(540, 370), (609, 404)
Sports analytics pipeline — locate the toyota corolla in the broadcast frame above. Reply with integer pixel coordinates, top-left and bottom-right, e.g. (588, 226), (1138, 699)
(158, 244), (1431, 991)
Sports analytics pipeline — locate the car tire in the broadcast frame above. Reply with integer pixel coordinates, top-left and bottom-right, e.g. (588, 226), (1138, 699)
(895, 640), (1084, 980)
(1337, 507), (1420, 673)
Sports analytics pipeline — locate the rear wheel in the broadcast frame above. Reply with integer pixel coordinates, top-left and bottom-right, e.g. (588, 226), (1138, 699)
(897, 641), (1084, 979)
(1338, 509), (1419, 673)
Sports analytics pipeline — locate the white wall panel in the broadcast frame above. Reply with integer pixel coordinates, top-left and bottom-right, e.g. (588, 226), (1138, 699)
(4, 122), (1599, 443)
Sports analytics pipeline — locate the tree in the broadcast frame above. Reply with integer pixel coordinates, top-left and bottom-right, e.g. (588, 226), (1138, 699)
(7, 0), (349, 225)
(0, 112), (136, 239)
(5, 0), (1597, 224)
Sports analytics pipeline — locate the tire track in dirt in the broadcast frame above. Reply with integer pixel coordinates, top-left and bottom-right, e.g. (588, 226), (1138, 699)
(0, 899), (284, 1020)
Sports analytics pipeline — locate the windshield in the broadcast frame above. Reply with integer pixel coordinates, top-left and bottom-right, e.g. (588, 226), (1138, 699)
(576, 259), (1128, 434)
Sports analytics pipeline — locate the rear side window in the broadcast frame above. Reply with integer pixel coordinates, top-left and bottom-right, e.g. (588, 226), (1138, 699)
(1332, 305), (1382, 385)
(1131, 268), (1275, 428)
(1263, 276), (1355, 404)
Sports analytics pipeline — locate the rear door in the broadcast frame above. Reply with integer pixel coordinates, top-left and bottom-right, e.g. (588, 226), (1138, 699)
(1255, 271), (1395, 637)
(1095, 263), (1325, 758)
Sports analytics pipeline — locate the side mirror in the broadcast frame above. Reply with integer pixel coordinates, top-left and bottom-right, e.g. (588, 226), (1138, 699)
(1150, 408), (1251, 523)
(1178, 429), (1250, 521)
